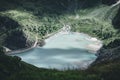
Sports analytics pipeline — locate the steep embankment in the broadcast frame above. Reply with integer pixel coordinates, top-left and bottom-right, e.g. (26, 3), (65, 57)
(0, 46), (120, 80)
(0, 0), (119, 50)
(0, 0), (119, 61)
(0, 16), (32, 50)
(0, 0), (65, 50)
(94, 1), (120, 63)
(0, 0), (120, 80)
(0, 0), (120, 64)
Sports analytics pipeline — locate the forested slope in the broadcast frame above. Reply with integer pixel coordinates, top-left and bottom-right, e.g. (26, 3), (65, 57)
(0, 0), (120, 80)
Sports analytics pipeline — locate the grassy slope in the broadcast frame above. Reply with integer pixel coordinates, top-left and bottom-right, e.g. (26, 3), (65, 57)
(66, 5), (119, 46)
(0, 0), (63, 40)
(0, 0), (119, 46)
(0, 51), (120, 80)
(0, 0), (120, 80)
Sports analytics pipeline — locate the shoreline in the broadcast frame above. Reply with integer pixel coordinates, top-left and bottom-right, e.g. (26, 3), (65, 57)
(5, 35), (38, 55)
(5, 29), (102, 55)
(87, 43), (103, 54)
(5, 27), (64, 55)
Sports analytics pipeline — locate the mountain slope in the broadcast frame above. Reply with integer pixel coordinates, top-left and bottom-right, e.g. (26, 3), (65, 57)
(0, 0), (120, 80)
(0, 48), (120, 80)
(0, 0), (119, 50)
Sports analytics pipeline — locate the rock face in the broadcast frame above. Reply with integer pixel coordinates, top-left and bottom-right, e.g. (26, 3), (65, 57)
(37, 39), (45, 47)
(94, 46), (120, 64)
(105, 39), (120, 49)
(95, 39), (120, 64)
(93, 2), (120, 64)
(4, 30), (27, 50)
(0, 16), (32, 50)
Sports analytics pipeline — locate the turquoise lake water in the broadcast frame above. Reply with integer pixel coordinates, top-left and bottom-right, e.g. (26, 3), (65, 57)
(14, 32), (100, 70)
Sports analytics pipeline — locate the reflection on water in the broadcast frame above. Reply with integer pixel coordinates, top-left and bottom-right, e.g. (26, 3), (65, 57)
(14, 33), (101, 70)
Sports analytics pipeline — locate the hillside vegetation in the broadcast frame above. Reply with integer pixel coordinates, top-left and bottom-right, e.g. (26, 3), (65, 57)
(0, 0), (120, 80)
(0, 0), (119, 49)
(0, 48), (120, 80)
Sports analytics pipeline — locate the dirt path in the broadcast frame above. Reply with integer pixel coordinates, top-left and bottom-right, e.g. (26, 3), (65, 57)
(5, 24), (72, 55)
(112, 0), (120, 7)
(33, 36), (38, 48)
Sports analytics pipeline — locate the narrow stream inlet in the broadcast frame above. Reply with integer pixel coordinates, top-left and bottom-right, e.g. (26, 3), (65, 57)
(14, 31), (102, 70)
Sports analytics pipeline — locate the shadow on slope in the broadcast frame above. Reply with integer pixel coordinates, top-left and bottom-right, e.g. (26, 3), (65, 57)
(112, 7), (120, 29)
(0, 49), (120, 80)
(0, 16), (31, 50)
(102, 0), (118, 5)
(0, 0), (101, 15)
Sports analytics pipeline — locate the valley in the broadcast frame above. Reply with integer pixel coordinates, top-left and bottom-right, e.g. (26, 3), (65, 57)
(0, 0), (120, 80)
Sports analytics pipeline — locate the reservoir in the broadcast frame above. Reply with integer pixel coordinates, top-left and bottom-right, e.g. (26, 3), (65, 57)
(14, 32), (102, 70)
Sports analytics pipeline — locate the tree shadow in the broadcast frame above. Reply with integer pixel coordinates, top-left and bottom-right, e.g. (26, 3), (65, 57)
(0, 0), (101, 15)
(0, 16), (29, 50)
(102, 0), (118, 5)
(112, 7), (120, 37)
(112, 7), (120, 30)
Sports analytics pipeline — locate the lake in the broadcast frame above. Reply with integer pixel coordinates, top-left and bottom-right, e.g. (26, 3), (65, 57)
(14, 32), (102, 70)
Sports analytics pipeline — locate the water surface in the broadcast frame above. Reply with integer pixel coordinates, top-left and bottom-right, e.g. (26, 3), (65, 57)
(14, 32), (101, 70)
